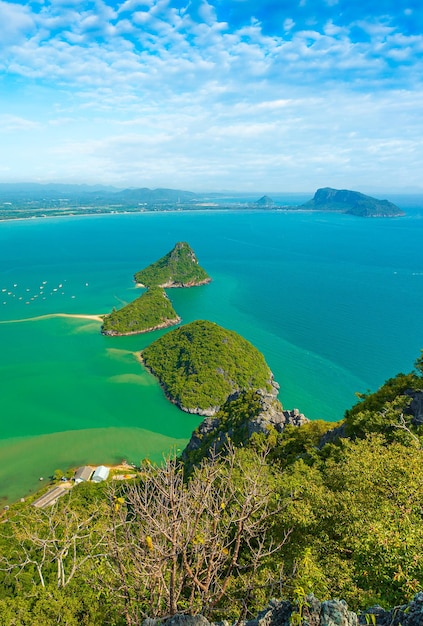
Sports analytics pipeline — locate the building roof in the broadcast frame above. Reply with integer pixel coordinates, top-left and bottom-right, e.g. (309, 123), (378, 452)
(33, 485), (68, 508)
(74, 466), (93, 483)
(91, 465), (110, 483)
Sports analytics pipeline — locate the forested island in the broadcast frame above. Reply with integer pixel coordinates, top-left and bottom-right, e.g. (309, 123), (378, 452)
(102, 243), (210, 335)
(134, 241), (211, 288)
(300, 187), (404, 217)
(1, 350), (423, 624)
(101, 287), (181, 336)
(141, 320), (277, 415)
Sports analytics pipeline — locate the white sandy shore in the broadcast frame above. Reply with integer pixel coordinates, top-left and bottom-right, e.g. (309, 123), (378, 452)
(0, 312), (104, 324)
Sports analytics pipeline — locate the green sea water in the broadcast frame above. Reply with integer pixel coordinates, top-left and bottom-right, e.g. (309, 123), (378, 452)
(1, 203), (422, 502)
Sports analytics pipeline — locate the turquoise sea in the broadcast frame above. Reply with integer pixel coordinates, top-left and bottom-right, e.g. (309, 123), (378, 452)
(1, 198), (423, 503)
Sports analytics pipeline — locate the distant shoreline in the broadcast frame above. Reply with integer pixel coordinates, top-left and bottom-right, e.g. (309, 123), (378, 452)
(0, 207), (304, 224)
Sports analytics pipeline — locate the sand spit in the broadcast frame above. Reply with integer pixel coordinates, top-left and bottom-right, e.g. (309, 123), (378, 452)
(0, 313), (104, 324)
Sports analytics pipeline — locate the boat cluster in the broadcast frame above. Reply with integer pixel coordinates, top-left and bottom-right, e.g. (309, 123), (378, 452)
(1, 280), (90, 306)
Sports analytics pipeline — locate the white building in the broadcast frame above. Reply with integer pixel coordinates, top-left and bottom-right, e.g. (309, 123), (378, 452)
(91, 465), (110, 483)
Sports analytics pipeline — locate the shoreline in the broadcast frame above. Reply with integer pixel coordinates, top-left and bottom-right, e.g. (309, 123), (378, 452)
(0, 312), (105, 324)
(101, 316), (182, 336)
(135, 278), (212, 289)
(0, 207), (308, 225)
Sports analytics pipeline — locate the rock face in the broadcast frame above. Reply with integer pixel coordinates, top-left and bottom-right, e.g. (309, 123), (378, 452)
(405, 389), (423, 426)
(182, 386), (308, 462)
(141, 594), (423, 626)
(301, 188), (404, 217)
(361, 592), (423, 626)
(244, 596), (358, 626)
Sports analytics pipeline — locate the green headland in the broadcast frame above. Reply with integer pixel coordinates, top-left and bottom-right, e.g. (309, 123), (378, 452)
(141, 319), (275, 415)
(101, 287), (181, 336)
(134, 241), (211, 288)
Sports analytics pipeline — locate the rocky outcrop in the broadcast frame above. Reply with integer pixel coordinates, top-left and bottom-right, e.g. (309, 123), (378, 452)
(361, 592), (423, 625)
(160, 278), (212, 288)
(301, 188), (404, 217)
(243, 596), (358, 626)
(102, 316), (181, 336)
(141, 594), (423, 626)
(182, 385), (308, 461)
(318, 423), (347, 448)
(404, 389), (423, 426)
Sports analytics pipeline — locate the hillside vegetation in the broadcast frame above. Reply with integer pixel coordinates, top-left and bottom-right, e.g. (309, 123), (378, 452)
(0, 354), (422, 625)
(141, 320), (274, 413)
(301, 187), (404, 217)
(101, 287), (180, 335)
(134, 241), (211, 287)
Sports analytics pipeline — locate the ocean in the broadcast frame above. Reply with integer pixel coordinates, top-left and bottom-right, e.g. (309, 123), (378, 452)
(1, 197), (422, 502)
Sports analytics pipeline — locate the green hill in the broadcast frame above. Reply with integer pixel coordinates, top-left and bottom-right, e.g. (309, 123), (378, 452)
(134, 241), (211, 288)
(301, 187), (404, 217)
(101, 287), (181, 336)
(141, 320), (275, 414)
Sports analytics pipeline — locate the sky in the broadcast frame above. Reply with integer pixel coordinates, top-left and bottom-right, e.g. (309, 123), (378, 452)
(0, 0), (422, 192)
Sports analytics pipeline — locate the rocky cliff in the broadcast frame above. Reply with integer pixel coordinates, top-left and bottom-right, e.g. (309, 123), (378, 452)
(142, 593), (423, 626)
(301, 188), (404, 217)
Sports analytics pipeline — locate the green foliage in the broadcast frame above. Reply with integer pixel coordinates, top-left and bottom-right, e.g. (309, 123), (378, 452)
(345, 372), (419, 423)
(183, 390), (264, 468)
(269, 420), (334, 469)
(142, 320), (273, 411)
(414, 349), (423, 376)
(2, 352), (423, 622)
(101, 287), (180, 335)
(134, 241), (210, 287)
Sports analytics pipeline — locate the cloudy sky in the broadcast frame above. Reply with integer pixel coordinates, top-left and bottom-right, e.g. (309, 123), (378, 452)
(0, 0), (422, 192)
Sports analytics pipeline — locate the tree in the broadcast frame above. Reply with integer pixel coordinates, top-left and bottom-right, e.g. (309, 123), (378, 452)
(0, 491), (109, 590)
(105, 445), (291, 624)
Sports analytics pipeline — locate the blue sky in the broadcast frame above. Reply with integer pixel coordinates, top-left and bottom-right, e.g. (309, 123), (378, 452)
(0, 0), (422, 192)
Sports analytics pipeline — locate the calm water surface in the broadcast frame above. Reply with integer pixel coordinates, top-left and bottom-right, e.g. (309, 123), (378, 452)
(1, 203), (422, 502)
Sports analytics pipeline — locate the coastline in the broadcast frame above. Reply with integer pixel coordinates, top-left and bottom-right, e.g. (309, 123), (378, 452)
(136, 278), (211, 289)
(101, 316), (182, 336)
(0, 312), (105, 324)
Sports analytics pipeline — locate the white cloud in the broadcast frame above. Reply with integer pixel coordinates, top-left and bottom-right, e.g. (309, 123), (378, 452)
(0, 114), (40, 131)
(0, 1), (35, 44)
(0, 1), (421, 190)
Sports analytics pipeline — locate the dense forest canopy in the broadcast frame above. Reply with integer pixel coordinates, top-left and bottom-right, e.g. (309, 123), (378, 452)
(134, 242), (211, 288)
(0, 354), (422, 624)
(101, 287), (180, 335)
(141, 320), (274, 412)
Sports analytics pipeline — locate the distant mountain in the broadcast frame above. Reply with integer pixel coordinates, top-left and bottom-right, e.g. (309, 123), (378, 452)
(254, 195), (275, 208)
(114, 187), (196, 204)
(0, 183), (196, 205)
(301, 187), (405, 217)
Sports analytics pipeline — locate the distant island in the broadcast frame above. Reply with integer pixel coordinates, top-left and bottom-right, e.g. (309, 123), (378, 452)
(134, 241), (211, 288)
(300, 187), (405, 217)
(101, 287), (181, 336)
(254, 195), (275, 208)
(102, 243), (210, 335)
(141, 319), (278, 415)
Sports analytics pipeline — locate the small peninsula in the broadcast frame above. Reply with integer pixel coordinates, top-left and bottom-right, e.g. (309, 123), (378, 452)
(301, 187), (404, 217)
(134, 241), (211, 288)
(141, 319), (278, 415)
(101, 287), (181, 336)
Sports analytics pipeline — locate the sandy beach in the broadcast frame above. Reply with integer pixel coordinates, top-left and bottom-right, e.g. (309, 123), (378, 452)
(0, 312), (104, 324)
